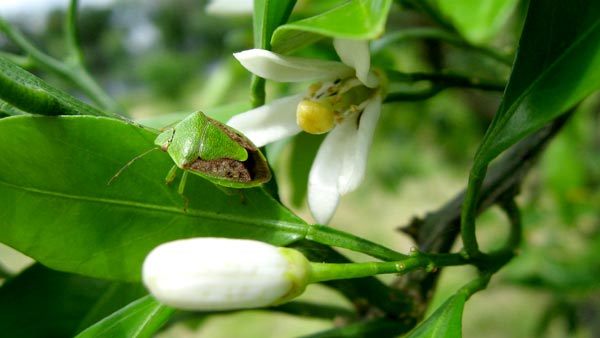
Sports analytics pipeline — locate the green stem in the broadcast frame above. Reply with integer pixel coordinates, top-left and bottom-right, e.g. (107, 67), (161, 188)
(458, 271), (492, 300)
(0, 17), (66, 74)
(308, 251), (467, 284)
(0, 16), (122, 115)
(460, 163), (488, 259)
(384, 71), (505, 103)
(71, 66), (123, 114)
(385, 85), (444, 102)
(65, 0), (84, 65)
(460, 164), (523, 267)
(250, 76), (266, 108)
(309, 257), (427, 283)
(385, 70), (506, 102)
(305, 224), (408, 261)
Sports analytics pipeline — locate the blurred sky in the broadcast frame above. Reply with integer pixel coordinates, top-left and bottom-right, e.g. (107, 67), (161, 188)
(0, 0), (114, 15)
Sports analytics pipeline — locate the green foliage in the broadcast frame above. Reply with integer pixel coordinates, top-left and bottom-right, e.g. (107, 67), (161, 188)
(406, 293), (466, 338)
(0, 56), (104, 116)
(0, 115), (306, 281)
(272, 0), (392, 53)
(75, 296), (175, 338)
(436, 0), (519, 43)
(474, 0), (600, 165)
(0, 264), (110, 337)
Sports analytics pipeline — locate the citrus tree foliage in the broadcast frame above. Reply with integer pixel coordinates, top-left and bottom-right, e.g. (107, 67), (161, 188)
(0, 0), (599, 337)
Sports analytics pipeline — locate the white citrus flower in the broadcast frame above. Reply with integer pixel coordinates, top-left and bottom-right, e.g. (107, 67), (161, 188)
(205, 0), (254, 16)
(142, 238), (311, 311)
(228, 39), (383, 224)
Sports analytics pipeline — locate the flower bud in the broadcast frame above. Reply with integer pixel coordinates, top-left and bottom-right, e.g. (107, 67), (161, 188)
(142, 238), (311, 311)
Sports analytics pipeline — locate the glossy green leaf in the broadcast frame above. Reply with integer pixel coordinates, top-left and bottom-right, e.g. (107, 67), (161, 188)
(0, 55), (105, 116)
(272, 0), (392, 54)
(76, 283), (148, 332)
(0, 263), (109, 337)
(75, 296), (175, 338)
(436, 0), (519, 43)
(405, 293), (466, 338)
(474, 0), (600, 165)
(254, 0), (296, 49)
(0, 115), (308, 282)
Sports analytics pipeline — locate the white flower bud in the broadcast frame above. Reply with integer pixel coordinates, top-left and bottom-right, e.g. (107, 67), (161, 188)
(142, 238), (311, 311)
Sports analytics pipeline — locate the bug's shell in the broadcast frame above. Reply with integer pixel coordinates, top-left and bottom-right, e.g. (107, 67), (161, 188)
(155, 112), (271, 188)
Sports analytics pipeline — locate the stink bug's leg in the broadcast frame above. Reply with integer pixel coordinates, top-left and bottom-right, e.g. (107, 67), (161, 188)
(213, 184), (236, 196)
(178, 170), (190, 211)
(178, 170), (189, 196)
(165, 165), (178, 186)
(212, 184), (246, 204)
(108, 147), (160, 185)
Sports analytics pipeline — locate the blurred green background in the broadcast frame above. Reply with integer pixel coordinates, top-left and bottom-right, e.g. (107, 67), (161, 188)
(0, 0), (598, 337)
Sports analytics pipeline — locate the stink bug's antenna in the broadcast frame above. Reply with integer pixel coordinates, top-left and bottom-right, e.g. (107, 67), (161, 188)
(114, 114), (161, 135)
(108, 147), (161, 185)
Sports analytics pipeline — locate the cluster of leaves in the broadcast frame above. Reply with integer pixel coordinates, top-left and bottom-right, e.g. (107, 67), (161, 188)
(0, 0), (599, 337)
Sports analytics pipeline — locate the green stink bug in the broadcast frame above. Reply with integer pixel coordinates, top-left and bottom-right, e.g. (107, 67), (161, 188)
(110, 111), (271, 196)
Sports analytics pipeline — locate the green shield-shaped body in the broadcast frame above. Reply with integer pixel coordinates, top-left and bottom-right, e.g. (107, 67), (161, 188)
(155, 112), (270, 188)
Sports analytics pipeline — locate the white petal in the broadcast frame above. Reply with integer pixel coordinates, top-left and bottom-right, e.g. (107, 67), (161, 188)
(227, 94), (304, 147)
(205, 0), (253, 16)
(333, 39), (379, 88)
(234, 49), (354, 82)
(308, 121), (355, 224)
(338, 95), (382, 194)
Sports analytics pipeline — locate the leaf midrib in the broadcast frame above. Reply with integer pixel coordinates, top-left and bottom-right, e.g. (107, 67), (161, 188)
(0, 179), (305, 231)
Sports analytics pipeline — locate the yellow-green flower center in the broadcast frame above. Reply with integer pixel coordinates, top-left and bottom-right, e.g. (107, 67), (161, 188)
(295, 78), (376, 135)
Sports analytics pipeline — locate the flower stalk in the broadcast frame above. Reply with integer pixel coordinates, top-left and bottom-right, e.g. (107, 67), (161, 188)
(142, 238), (468, 312)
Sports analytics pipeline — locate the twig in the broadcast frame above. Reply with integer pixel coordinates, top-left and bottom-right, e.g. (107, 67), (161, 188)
(395, 111), (573, 312)
(384, 70), (506, 103)
(0, 7), (123, 115)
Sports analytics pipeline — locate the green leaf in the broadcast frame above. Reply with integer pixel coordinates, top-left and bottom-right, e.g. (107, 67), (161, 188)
(436, 0), (519, 43)
(75, 296), (175, 338)
(0, 263), (110, 338)
(0, 56), (105, 116)
(474, 0), (600, 165)
(272, 0), (392, 54)
(76, 283), (148, 332)
(0, 115), (308, 282)
(254, 0), (297, 49)
(405, 293), (466, 338)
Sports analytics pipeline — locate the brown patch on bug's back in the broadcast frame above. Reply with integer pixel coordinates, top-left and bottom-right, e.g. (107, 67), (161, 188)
(186, 158), (252, 182)
(185, 148), (271, 184)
